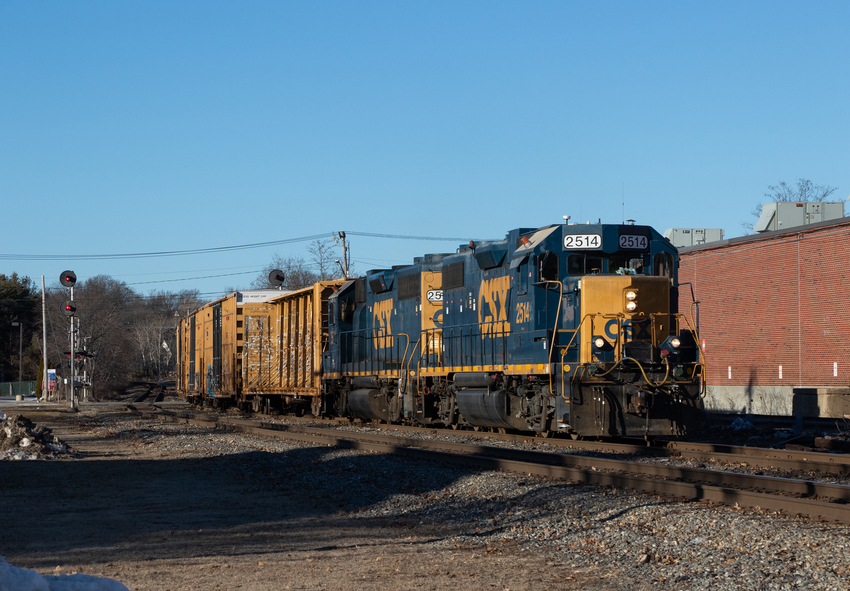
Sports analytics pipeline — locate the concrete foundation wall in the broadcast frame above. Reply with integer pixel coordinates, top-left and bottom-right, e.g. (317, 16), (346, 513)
(704, 385), (794, 415)
(704, 385), (850, 419)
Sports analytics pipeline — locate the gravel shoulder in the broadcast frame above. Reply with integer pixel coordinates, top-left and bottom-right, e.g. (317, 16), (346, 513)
(1, 407), (849, 591)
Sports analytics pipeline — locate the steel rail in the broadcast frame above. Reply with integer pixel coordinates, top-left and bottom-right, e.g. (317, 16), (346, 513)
(140, 409), (850, 524)
(183, 408), (850, 475)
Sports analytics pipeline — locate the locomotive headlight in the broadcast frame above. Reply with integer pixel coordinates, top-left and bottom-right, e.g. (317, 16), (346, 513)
(591, 335), (614, 362)
(625, 300), (637, 312)
(659, 335), (688, 358)
(625, 290), (637, 301)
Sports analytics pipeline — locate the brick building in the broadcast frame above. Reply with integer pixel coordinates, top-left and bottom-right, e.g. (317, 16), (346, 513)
(677, 217), (850, 415)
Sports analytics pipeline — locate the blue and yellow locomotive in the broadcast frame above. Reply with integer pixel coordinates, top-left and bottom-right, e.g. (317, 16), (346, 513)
(322, 220), (704, 438)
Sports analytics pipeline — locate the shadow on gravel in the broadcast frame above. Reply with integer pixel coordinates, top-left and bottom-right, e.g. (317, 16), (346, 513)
(0, 446), (480, 568)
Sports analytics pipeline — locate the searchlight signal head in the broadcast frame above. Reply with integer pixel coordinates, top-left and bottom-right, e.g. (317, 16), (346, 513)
(268, 269), (285, 287)
(60, 270), (77, 288)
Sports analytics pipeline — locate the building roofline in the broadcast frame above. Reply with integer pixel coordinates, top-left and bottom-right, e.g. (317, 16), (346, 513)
(678, 216), (850, 254)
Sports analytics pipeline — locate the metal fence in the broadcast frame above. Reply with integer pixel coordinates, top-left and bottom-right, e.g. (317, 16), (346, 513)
(0, 380), (38, 397)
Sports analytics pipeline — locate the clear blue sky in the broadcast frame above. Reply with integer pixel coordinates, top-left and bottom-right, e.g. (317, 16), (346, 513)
(2, 1), (848, 299)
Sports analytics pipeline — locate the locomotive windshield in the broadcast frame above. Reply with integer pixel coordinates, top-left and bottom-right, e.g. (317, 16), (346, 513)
(567, 254), (646, 276)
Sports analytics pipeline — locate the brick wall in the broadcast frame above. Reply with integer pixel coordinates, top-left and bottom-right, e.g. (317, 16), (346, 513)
(678, 219), (850, 390)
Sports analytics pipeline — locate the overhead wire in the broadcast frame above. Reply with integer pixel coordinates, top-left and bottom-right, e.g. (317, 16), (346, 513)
(0, 233), (333, 261)
(8, 231), (492, 300)
(0, 231), (487, 262)
(125, 270), (261, 286)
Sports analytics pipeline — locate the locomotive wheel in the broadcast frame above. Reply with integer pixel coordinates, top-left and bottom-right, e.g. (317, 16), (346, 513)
(536, 431), (552, 438)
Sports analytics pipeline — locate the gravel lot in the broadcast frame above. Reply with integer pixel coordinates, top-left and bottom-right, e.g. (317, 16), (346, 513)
(1, 406), (849, 591)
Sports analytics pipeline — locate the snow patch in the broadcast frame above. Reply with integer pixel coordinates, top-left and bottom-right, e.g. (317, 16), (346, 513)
(0, 556), (130, 591)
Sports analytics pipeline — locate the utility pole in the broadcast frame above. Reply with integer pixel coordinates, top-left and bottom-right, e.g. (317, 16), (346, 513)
(10, 321), (22, 399)
(334, 231), (350, 279)
(42, 276), (49, 402)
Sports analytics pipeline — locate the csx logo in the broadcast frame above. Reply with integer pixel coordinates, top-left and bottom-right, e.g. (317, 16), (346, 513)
(478, 276), (511, 338)
(604, 318), (652, 341)
(373, 299), (394, 349)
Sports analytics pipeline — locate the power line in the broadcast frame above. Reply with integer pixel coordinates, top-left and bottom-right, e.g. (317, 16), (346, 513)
(0, 233), (332, 261)
(120, 265), (257, 277)
(125, 270), (261, 286)
(346, 231), (485, 242)
(0, 231), (487, 262)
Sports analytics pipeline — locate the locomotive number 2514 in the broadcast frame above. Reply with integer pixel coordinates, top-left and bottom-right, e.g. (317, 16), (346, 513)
(563, 234), (601, 249)
(619, 235), (648, 249)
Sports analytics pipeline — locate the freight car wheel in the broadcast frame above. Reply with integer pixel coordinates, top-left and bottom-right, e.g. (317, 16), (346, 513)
(251, 395), (262, 413)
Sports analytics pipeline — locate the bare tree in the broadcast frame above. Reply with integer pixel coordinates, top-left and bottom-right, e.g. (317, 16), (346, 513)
(743, 179), (839, 231)
(45, 279), (205, 398)
(137, 289), (203, 378)
(45, 275), (136, 399)
(251, 254), (320, 291)
(307, 239), (338, 280)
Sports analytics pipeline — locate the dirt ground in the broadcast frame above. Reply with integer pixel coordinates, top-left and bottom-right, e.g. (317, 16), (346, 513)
(0, 408), (622, 591)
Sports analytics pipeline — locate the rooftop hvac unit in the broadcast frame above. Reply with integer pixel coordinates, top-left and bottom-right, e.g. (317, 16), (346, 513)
(662, 228), (725, 248)
(754, 201), (845, 233)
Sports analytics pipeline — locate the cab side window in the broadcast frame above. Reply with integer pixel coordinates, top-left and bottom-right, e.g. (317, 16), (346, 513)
(539, 251), (559, 281)
(653, 252), (674, 279)
(518, 260), (529, 294)
(567, 255), (584, 276)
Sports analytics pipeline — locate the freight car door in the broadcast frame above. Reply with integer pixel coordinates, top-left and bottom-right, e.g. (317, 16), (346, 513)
(212, 303), (222, 395)
(244, 314), (272, 392)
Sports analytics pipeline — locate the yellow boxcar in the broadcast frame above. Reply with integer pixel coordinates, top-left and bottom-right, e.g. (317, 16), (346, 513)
(241, 280), (345, 414)
(185, 293), (241, 401)
(177, 291), (268, 404)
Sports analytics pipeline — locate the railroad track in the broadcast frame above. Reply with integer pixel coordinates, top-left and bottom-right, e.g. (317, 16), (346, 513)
(220, 411), (850, 476)
(138, 408), (850, 525)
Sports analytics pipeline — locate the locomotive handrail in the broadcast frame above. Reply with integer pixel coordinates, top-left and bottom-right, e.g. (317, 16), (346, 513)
(680, 306), (708, 398)
(338, 326), (409, 375)
(558, 313), (594, 400)
(402, 336), (422, 398)
(418, 322), (509, 370)
(540, 280), (564, 398)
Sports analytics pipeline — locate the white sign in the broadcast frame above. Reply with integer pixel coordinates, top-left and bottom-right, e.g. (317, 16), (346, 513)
(563, 234), (602, 249)
(426, 290), (443, 302)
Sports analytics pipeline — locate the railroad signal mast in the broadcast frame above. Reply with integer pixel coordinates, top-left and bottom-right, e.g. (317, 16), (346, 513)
(59, 270), (79, 409)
